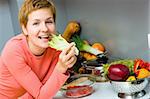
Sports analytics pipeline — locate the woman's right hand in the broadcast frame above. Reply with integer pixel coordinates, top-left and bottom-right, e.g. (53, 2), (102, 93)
(55, 42), (77, 74)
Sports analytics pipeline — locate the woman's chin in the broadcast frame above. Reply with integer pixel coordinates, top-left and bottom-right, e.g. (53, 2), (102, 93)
(39, 44), (49, 49)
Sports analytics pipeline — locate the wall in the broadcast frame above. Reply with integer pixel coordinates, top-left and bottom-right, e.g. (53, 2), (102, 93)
(1, 0), (150, 61)
(16, 0), (23, 8)
(0, 0), (15, 53)
(53, 0), (68, 33)
(64, 0), (149, 61)
(8, 0), (21, 35)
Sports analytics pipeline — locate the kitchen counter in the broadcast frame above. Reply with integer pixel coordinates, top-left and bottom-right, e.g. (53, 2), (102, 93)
(54, 82), (150, 99)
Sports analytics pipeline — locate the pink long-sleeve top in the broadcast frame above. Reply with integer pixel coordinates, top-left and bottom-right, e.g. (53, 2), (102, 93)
(0, 34), (69, 99)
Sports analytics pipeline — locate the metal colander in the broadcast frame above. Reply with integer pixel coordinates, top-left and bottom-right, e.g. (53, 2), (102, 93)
(110, 78), (149, 98)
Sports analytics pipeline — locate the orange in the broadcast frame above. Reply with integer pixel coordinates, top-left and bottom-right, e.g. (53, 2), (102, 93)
(92, 42), (105, 52)
(83, 52), (97, 60)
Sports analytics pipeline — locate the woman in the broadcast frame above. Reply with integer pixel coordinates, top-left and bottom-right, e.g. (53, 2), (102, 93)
(0, 0), (77, 98)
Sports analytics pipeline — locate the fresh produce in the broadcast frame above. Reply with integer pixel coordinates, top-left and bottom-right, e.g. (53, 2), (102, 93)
(62, 21), (81, 42)
(72, 35), (103, 55)
(103, 58), (150, 82)
(103, 59), (134, 76)
(81, 52), (97, 60)
(133, 59), (145, 74)
(137, 68), (150, 79)
(81, 42), (106, 60)
(126, 76), (136, 81)
(79, 40), (97, 60)
(107, 64), (130, 81)
(92, 42), (105, 52)
(134, 59), (150, 73)
(48, 34), (79, 55)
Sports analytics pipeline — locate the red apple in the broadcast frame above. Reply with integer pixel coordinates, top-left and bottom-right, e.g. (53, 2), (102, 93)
(107, 64), (130, 81)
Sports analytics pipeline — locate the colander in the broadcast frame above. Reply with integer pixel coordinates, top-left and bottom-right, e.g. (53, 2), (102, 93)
(110, 78), (149, 99)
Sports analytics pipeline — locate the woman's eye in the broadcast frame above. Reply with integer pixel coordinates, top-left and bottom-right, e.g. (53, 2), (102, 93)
(33, 22), (39, 25)
(46, 21), (54, 24)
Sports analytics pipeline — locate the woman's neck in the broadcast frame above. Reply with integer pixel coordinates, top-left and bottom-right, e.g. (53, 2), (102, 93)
(27, 40), (46, 56)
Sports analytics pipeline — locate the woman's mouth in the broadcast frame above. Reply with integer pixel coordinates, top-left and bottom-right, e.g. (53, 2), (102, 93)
(38, 35), (51, 42)
(38, 36), (49, 39)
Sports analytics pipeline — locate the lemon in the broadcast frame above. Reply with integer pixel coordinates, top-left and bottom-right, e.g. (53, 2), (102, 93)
(126, 76), (136, 81)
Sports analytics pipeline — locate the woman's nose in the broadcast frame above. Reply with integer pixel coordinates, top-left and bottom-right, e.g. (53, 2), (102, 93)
(41, 23), (48, 32)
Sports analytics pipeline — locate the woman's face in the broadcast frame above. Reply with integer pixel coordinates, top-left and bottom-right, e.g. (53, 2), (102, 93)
(22, 8), (56, 55)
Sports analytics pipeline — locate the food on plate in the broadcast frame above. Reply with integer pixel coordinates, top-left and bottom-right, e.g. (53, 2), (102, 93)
(61, 74), (95, 98)
(65, 85), (94, 98)
(48, 34), (79, 55)
(62, 77), (88, 89)
(107, 64), (130, 81)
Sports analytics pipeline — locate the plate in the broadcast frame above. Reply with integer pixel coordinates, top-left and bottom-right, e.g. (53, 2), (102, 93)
(61, 74), (95, 98)
(63, 85), (94, 98)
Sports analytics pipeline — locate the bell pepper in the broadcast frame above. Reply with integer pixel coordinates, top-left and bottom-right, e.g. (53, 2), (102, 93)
(143, 62), (150, 71)
(133, 59), (144, 75)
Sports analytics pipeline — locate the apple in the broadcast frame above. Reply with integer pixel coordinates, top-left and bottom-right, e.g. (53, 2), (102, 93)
(107, 64), (130, 81)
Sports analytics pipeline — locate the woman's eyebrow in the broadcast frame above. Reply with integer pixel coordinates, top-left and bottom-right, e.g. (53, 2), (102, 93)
(46, 17), (53, 20)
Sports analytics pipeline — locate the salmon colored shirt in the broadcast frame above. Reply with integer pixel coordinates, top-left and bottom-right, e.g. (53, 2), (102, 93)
(0, 34), (69, 99)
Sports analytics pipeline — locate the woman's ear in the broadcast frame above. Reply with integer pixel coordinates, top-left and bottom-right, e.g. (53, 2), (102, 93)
(21, 25), (28, 36)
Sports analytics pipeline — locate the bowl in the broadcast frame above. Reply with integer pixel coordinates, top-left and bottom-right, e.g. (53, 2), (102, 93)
(110, 78), (149, 98)
(61, 74), (96, 98)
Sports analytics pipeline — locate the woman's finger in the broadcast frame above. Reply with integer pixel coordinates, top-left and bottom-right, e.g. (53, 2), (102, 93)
(66, 56), (77, 68)
(63, 43), (75, 55)
(64, 46), (76, 61)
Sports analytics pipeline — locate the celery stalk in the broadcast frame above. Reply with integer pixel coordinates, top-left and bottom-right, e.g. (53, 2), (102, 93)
(72, 35), (103, 55)
(48, 34), (79, 55)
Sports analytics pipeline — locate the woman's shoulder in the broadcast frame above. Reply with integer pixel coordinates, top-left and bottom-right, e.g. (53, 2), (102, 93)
(7, 33), (25, 45)
(9, 34), (25, 42)
(2, 34), (26, 54)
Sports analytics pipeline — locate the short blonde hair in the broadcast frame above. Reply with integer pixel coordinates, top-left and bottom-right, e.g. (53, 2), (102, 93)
(18, 0), (56, 27)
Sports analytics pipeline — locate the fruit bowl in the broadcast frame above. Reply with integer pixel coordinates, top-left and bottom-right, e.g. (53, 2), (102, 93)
(110, 78), (149, 98)
(61, 74), (96, 98)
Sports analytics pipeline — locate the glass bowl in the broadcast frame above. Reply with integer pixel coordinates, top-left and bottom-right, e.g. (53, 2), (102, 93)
(61, 74), (96, 98)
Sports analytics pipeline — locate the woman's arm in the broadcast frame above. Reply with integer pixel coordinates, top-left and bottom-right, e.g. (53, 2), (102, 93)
(1, 41), (69, 98)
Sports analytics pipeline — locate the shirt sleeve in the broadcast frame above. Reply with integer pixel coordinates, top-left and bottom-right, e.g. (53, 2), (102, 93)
(18, 93), (33, 99)
(1, 40), (69, 98)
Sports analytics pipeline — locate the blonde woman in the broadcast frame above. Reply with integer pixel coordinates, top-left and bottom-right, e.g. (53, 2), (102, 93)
(0, 0), (77, 98)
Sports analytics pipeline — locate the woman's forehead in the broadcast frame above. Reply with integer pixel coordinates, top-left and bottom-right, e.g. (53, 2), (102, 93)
(28, 8), (53, 21)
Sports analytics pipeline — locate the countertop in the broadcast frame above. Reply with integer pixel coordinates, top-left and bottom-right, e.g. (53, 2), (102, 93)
(54, 82), (150, 99)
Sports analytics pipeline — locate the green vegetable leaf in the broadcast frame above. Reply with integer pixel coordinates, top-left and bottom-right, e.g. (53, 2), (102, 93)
(48, 34), (79, 55)
(72, 35), (103, 55)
